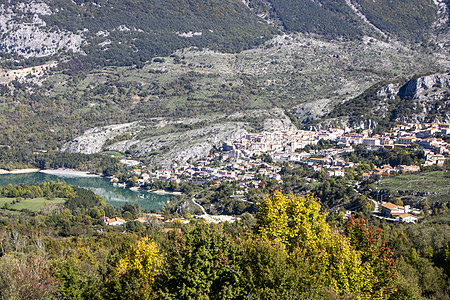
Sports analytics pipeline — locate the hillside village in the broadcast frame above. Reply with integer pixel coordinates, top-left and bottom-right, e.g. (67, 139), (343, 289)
(105, 122), (449, 224)
(121, 122), (449, 188)
(0, 0), (449, 297)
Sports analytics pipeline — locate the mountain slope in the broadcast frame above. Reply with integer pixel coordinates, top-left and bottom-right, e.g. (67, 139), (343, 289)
(0, 0), (449, 167)
(265, 0), (364, 39)
(316, 73), (450, 131)
(1, 0), (274, 66)
(355, 0), (438, 41)
(246, 0), (439, 42)
(0, 0), (445, 67)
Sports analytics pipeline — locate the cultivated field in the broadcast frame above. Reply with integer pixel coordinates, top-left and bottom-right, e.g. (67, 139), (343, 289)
(376, 171), (450, 203)
(0, 197), (66, 212)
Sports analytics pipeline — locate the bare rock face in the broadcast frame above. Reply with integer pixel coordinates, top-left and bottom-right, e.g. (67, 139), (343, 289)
(371, 73), (450, 123)
(61, 122), (141, 154)
(399, 73), (450, 99)
(431, 0), (450, 49)
(62, 108), (295, 167)
(107, 122), (249, 168)
(315, 72), (450, 130)
(262, 108), (297, 131)
(293, 99), (332, 123)
(109, 108), (295, 167)
(375, 73), (450, 123)
(377, 83), (398, 100)
(0, 2), (83, 58)
(263, 118), (294, 131)
(62, 117), (250, 167)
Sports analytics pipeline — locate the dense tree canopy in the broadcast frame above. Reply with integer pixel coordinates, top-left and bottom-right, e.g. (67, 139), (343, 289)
(0, 184), (448, 299)
(256, 191), (399, 299)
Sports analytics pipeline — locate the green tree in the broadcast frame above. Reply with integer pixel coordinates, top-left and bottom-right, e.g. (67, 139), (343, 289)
(394, 198), (404, 206)
(52, 252), (101, 300)
(122, 211), (133, 221)
(157, 223), (245, 299)
(256, 191), (399, 299)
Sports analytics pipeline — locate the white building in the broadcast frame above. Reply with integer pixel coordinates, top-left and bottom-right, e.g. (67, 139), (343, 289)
(106, 217), (126, 226)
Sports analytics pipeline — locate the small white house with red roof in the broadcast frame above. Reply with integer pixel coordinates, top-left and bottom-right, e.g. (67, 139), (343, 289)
(106, 217), (126, 226)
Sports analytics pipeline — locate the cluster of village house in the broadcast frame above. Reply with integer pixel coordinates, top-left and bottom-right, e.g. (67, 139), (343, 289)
(123, 122), (449, 188)
(379, 202), (421, 223)
(344, 201), (421, 223)
(106, 123), (449, 224)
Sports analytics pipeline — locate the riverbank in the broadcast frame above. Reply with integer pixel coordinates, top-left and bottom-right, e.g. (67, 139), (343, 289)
(151, 190), (182, 196)
(39, 169), (100, 177)
(0, 168), (40, 174)
(0, 168), (100, 177)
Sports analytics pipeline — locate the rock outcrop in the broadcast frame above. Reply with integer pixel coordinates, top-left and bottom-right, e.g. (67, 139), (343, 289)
(0, 2), (83, 58)
(398, 73), (450, 99)
(107, 122), (249, 168)
(377, 83), (398, 100)
(314, 72), (450, 130)
(61, 122), (141, 154)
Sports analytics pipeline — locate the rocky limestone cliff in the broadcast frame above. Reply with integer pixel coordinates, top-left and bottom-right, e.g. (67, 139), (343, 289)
(431, 0), (450, 49)
(61, 122), (142, 154)
(294, 98), (333, 123)
(105, 121), (249, 168)
(373, 73), (450, 123)
(398, 73), (450, 99)
(0, 2), (83, 58)
(228, 107), (296, 131)
(314, 72), (450, 129)
(376, 83), (398, 100)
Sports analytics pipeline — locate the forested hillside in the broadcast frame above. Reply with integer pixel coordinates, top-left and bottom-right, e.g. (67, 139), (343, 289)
(1, 0), (274, 67)
(248, 0), (438, 41)
(356, 0), (438, 41)
(0, 0), (443, 68)
(0, 188), (448, 299)
(264, 0), (364, 39)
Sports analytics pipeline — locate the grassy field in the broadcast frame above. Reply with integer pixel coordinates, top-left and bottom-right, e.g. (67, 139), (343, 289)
(0, 197), (66, 212)
(376, 171), (450, 203)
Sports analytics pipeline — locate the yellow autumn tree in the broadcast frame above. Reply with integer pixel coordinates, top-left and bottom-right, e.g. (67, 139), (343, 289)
(256, 191), (329, 250)
(113, 237), (163, 299)
(256, 191), (395, 299)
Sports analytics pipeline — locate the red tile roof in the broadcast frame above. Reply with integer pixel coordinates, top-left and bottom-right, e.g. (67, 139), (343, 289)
(382, 202), (401, 209)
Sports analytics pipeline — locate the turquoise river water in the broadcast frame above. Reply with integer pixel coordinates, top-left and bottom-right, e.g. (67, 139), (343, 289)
(0, 172), (172, 211)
